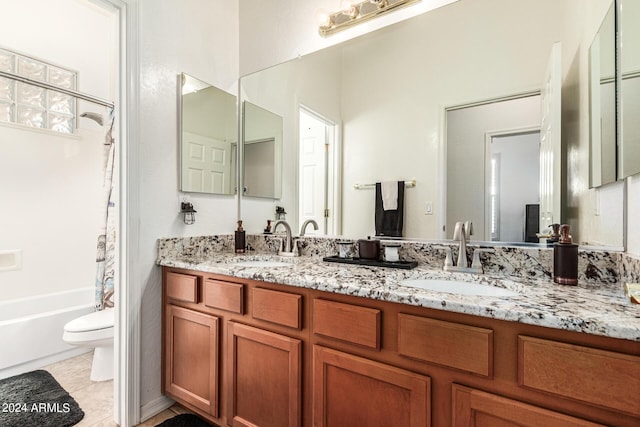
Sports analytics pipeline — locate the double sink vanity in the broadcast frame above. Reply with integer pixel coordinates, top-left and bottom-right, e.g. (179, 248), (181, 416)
(165, 0), (640, 425)
(157, 234), (640, 427)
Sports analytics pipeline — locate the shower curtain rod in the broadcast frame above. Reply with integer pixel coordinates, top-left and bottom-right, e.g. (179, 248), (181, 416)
(0, 70), (114, 109)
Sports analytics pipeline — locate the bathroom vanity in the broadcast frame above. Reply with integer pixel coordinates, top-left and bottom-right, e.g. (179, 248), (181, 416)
(159, 243), (640, 427)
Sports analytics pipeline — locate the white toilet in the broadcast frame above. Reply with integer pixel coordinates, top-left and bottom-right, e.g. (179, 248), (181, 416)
(62, 308), (114, 381)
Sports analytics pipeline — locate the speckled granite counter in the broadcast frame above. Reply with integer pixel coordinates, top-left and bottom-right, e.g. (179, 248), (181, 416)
(157, 249), (640, 342)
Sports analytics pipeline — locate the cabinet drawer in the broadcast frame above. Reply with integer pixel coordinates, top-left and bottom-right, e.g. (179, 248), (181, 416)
(452, 384), (605, 427)
(313, 299), (380, 349)
(252, 287), (302, 329)
(398, 314), (493, 377)
(204, 279), (244, 314)
(166, 272), (199, 303)
(518, 336), (640, 416)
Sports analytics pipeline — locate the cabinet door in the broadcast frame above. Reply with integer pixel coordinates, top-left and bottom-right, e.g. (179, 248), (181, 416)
(165, 305), (219, 417)
(452, 384), (605, 427)
(227, 322), (302, 427)
(313, 345), (431, 427)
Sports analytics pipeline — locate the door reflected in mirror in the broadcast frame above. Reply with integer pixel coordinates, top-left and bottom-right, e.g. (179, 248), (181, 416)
(242, 101), (283, 199)
(446, 95), (541, 243)
(179, 73), (237, 195)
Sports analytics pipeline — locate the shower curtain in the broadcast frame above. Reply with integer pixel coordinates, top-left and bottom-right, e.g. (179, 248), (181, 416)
(95, 111), (116, 310)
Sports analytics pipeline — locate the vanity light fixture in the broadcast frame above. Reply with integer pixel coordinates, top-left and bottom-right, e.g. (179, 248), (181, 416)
(180, 202), (197, 225)
(319, 0), (421, 37)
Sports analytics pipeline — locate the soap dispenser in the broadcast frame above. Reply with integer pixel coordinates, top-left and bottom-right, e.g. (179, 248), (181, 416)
(235, 220), (246, 254)
(553, 224), (578, 285)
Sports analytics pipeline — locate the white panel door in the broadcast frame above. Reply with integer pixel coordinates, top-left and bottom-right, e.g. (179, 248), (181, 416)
(182, 131), (231, 193)
(539, 42), (562, 231)
(299, 111), (327, 234)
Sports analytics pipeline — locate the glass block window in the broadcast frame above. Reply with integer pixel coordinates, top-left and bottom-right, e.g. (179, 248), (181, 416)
(0, 47), (77, 134)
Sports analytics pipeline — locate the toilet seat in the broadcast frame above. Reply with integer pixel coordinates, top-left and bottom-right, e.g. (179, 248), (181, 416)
(63, 309), (114, 345)
(64, 308), (114, 333)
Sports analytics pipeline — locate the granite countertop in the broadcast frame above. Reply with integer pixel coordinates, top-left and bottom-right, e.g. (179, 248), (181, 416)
(157, 252), (640, 342)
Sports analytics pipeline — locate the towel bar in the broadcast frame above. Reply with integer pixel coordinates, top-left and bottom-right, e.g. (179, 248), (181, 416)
(353, 180), (416, 190)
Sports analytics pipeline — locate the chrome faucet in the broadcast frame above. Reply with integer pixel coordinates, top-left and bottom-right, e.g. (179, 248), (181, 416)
(273, 220), (297, 256)
(455, 221), (468, 268)
(443, 221), (490, 274)
(300, 219), (319, 236)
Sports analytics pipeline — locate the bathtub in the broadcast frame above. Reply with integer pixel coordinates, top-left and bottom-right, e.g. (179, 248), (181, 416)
(0, 287), (95, 379)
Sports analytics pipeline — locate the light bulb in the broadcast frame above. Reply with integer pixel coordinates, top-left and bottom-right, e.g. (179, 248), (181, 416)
(316, 8), (330, 27)
(341, 0), (358, 17)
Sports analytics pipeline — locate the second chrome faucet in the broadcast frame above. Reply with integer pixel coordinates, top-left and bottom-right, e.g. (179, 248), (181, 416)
(443, 221), (490, 274)
(273, 220), (297, 256)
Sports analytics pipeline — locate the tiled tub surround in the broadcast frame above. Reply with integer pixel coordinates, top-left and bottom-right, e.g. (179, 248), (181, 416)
(157, 235), (640, 341)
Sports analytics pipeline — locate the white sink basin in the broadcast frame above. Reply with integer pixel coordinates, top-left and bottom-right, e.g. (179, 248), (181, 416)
(400, 279), (518, 297)
(232, 260), (295, 268)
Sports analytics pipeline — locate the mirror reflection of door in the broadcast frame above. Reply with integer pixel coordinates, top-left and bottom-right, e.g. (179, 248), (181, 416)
(182, 132), (232, 194)
(446, 94), (541, 242)
(242, 101), (283, 199)
(488, 131), (541, 242)
(298, 107), (338, 235)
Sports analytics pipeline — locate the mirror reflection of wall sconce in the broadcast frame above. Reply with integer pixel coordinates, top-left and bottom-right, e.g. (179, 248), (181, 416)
(180, 202), (197, 225)
(318, 0), (421, 36)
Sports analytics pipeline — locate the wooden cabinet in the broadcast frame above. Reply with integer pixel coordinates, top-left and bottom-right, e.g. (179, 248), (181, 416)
(227, 322), (302, 427)
(452, 384), (604, 427)
(164, 304), (219, 417)
(162, 267), (640, 427)
(313, 345), (431, 427)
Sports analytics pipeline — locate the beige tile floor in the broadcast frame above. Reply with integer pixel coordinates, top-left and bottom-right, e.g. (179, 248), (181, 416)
(43, 352), (190, 427)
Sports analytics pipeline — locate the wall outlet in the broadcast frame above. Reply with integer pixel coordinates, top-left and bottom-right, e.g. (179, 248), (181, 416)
(425, 201), (433, 215)
(0, 249), (22, 272)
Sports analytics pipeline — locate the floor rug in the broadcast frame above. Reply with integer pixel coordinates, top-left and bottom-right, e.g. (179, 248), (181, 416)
(0, 369), (84, 427)
(156, 413), (218, 427)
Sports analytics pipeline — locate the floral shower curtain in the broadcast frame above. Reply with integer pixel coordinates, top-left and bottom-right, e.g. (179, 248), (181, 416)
(95, 111), (116, 310)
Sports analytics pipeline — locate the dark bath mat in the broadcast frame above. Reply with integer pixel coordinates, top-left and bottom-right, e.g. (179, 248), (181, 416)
(156, 413), (218, 427)
(0, 369), (84, 427)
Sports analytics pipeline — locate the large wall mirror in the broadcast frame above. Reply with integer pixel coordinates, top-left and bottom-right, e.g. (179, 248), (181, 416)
(239, 0), (623, 247)
(179, 73), (237, 195)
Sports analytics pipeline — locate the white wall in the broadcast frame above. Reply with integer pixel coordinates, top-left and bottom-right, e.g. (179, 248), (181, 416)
(0, 0), (116, 301)
(628, 175), (640, 256)
(137, 0), (239, 409)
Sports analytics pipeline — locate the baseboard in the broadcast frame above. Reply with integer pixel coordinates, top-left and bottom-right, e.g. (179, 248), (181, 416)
(0, 348), (91, 380)
(140, 395), (175, 423)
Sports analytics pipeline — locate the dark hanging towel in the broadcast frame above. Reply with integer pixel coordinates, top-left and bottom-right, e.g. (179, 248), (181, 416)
(375, 181), (404, 237)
